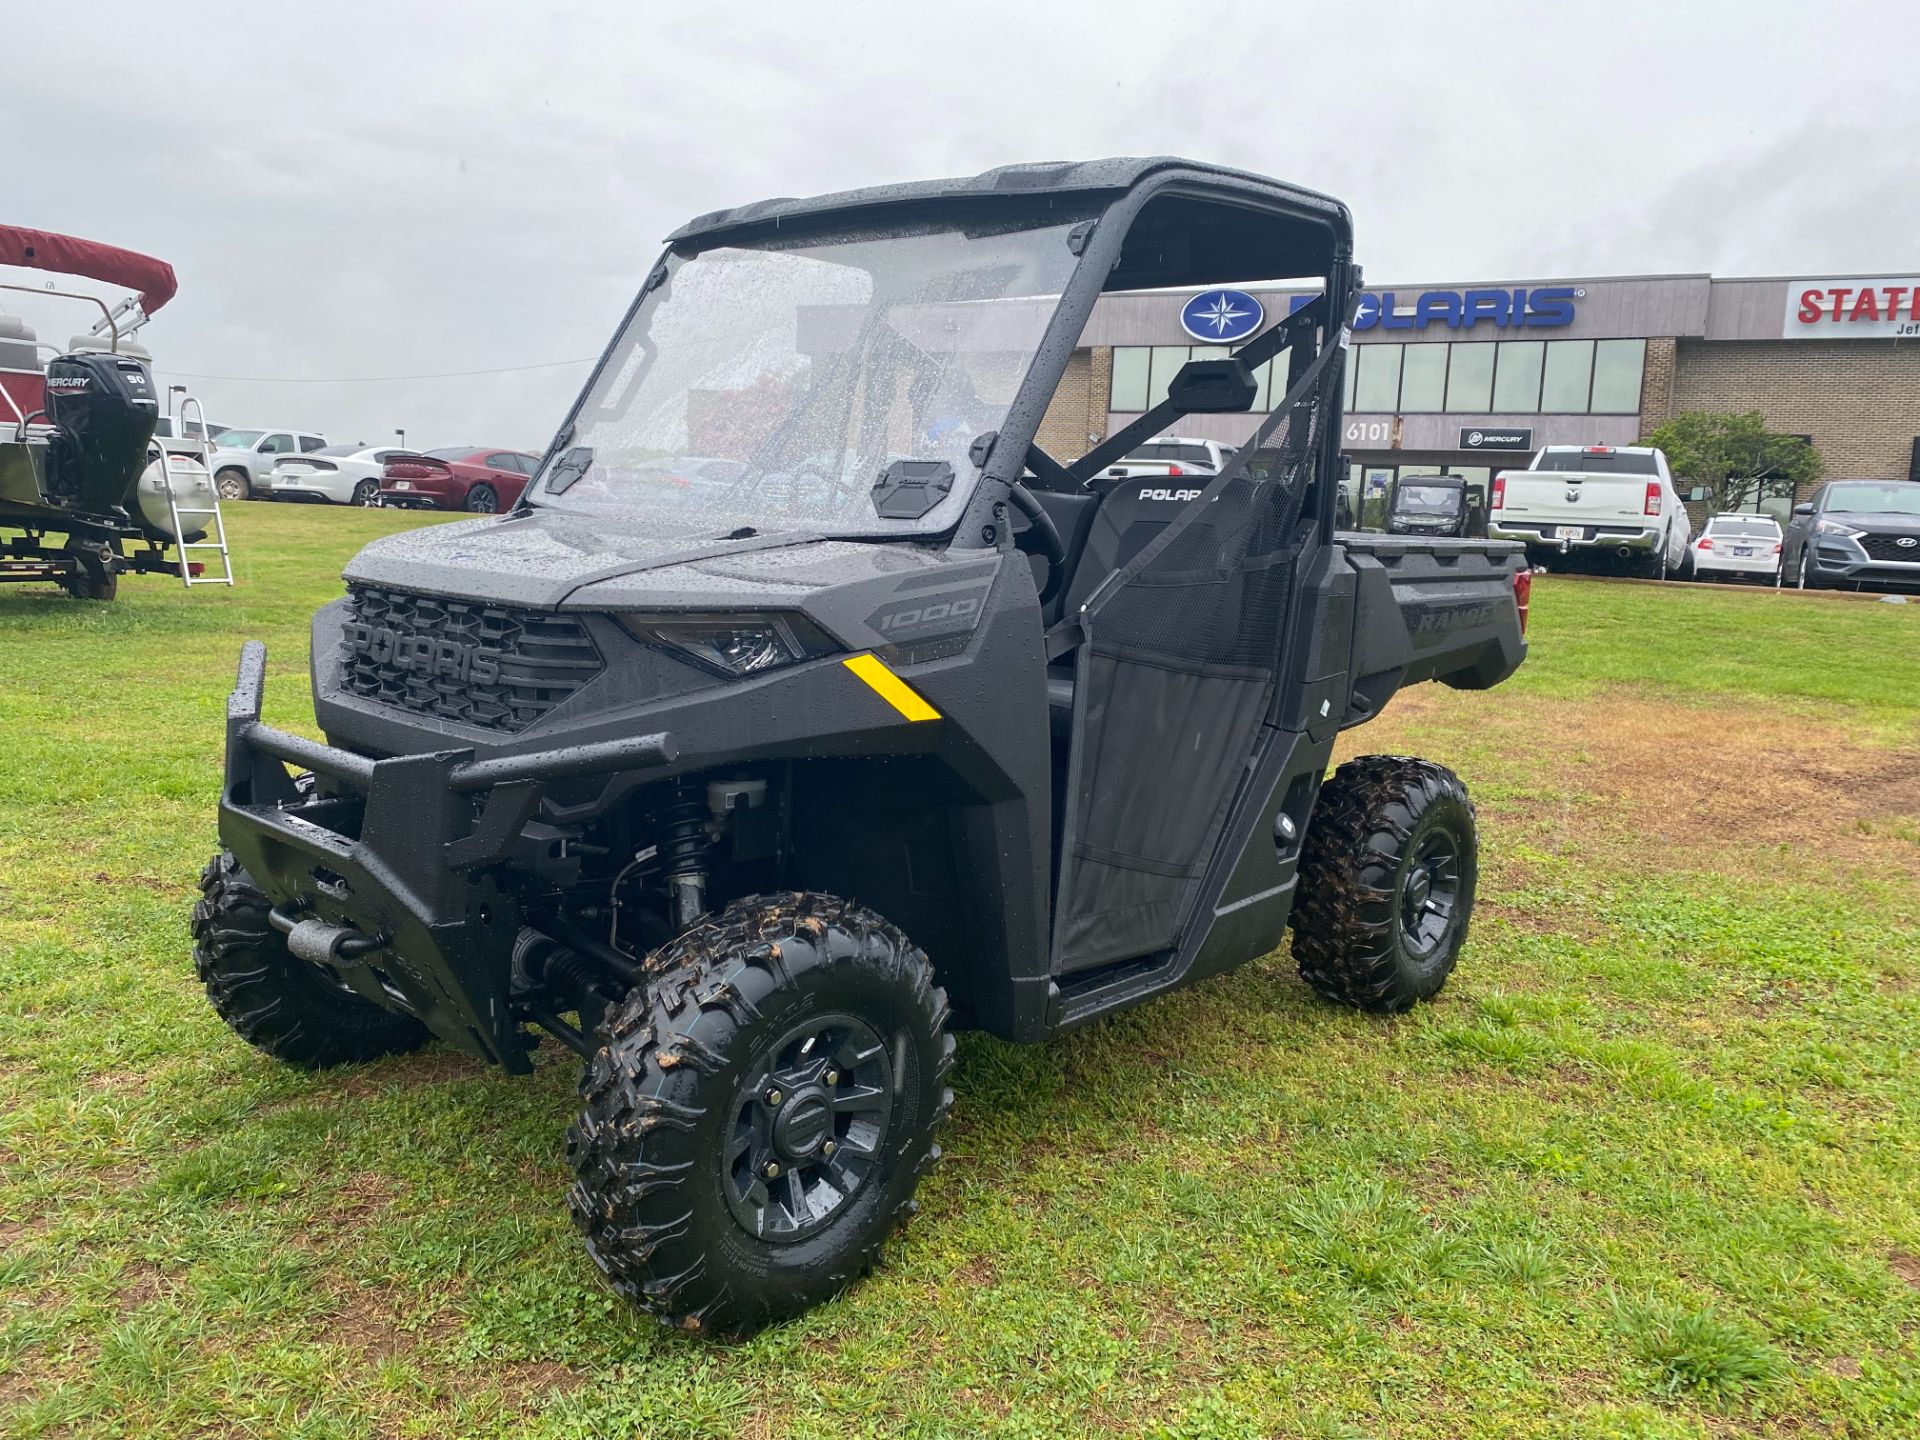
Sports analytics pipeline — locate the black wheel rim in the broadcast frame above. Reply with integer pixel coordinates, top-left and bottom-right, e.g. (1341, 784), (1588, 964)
(470, 488), (496, 512)
(1399, 826), (1462, 961)
(720, 1013), (894, 1243)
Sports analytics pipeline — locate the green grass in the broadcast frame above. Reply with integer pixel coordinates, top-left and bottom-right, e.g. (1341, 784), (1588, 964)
(2, 504), (1918, 1437)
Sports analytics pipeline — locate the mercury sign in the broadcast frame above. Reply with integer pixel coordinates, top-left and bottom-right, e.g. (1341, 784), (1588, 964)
(1783, 279), (1920, 339)
(1296, 286), (1579, 331)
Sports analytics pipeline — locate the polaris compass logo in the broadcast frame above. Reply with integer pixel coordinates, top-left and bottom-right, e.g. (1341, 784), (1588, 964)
(1180, 288), (1264, 342)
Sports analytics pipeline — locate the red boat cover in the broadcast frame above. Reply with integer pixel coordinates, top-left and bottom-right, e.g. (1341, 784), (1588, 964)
(0, 225), (177, 314)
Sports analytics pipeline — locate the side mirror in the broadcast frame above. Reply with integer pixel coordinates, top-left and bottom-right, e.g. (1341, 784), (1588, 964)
(1792, 502), (1814, 516)
(1167, 358), (1257, 414)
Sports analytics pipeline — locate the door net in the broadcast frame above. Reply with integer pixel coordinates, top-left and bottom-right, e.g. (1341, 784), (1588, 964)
(1052, 338), (1341, 973)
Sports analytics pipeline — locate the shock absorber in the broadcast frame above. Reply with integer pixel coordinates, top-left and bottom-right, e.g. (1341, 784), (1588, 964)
(657, 778), (712, 931)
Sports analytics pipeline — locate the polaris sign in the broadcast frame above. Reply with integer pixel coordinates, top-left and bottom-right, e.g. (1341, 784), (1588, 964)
(1293, 286), (1580, 331)
(1180, 288), (1264, 342)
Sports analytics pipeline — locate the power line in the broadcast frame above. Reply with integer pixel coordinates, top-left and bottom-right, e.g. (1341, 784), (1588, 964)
(161, 356), (598, 384)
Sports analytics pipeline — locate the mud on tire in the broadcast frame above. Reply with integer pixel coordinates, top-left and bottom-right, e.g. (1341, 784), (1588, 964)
(191, 850), (430, 1068)
(567, 892), (953, 1336)
(1289, 756), (1478, 1013)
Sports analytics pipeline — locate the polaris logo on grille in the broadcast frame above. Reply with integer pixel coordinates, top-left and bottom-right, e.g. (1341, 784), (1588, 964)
(344, 622), (502, 685)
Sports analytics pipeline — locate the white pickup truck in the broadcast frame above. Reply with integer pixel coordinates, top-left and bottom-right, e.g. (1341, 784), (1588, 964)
(1490, 444), (1694, 579)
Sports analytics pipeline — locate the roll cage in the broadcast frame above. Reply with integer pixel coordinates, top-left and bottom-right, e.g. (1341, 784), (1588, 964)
(533, 158), (1360, 553)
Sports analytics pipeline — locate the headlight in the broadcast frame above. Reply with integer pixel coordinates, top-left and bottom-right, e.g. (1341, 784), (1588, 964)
(620, 613), (836, 677)
(1814, 519), (1864, 537)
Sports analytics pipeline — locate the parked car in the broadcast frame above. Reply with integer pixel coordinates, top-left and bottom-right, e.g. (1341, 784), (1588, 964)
(208, 429), (329, 501)
(1101, 435), (1236, 480)
(270, 444), (412, 506)
(1782, 479), (1920, 591)
(1388, 475), (1477, 538)
(1691, 513), (1783, 582)
(1490, 444), (1693, 579)
(377, 447), (542, 512)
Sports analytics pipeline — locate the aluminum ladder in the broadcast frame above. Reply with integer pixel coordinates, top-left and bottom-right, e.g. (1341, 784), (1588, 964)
(166, 395), (233, 587)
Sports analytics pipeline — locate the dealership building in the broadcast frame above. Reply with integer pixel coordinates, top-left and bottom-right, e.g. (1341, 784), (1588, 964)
(1036, 272), (1920, 517)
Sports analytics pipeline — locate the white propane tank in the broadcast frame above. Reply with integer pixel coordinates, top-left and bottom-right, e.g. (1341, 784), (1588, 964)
(136, 447), (214, 542)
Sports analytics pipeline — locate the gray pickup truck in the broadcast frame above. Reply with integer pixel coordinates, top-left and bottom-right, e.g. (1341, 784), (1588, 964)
(193, 156), (1528, 1336)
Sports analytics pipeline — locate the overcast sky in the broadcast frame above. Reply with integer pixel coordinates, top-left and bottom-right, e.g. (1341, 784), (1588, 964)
(7, 0), (1917, 449)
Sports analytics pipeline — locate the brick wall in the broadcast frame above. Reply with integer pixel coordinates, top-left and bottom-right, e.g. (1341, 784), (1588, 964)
(1035, 349), (1111, 460)
(1671, 338), (1920, 481)
(1639, 336), (1678, 430)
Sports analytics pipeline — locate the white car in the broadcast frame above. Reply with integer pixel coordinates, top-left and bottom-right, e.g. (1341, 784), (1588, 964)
(1102, 435), (1237, 480)
(1692, 513), (1783, 582)
(270, 444), (412, 506)
(208, 428), (329, 500)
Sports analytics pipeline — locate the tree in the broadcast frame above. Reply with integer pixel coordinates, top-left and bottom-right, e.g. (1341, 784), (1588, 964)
(1639, 411), (1824, 515)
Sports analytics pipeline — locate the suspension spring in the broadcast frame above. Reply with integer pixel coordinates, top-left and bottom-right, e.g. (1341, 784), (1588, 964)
(657, 778), (712, 930)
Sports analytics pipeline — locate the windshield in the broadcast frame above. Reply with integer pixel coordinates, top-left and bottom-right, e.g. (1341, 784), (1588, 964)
(1534, 450), (1658, 475)
(218, 429), (265, 449)
(1395, 483), (1461, 513)
(1827, 481), (1920, 516)
(1707, 516), (1779, 537)
(532, 218), (1086, 535)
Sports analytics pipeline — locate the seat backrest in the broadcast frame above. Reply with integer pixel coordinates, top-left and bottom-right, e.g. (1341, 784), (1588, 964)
(1057, 477), (1209, 619)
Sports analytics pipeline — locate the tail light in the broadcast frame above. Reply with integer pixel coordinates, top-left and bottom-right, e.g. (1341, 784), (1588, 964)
(1643, 482), (1662, 516)
(1491, 475), (1506, 511)
(1167, 464), (1184, 476)
(1584, 445), (1614, 455)
(1772, 542), (1782, 554)
(1697, 537), (1714, 550)
(1512, 568), (1531, 636)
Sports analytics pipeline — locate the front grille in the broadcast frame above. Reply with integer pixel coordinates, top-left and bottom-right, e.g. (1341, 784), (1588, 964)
(339, 586), (602, 733)
(1858, 532), (1920, 563)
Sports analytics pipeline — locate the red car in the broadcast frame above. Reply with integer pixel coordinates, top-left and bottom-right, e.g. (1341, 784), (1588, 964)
(377, 447), (541, 513)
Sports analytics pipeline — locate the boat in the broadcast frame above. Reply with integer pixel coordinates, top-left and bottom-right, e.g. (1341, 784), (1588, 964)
(1, 225), (231, 599)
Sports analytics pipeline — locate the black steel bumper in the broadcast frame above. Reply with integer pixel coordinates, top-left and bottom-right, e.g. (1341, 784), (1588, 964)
(218, 640), (675, 1071)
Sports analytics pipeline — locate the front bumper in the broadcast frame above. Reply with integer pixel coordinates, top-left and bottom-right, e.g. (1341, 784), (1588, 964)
(1806, 537), (1920, 590)
(218, 640), (676, 1072)
(1490, 521), (1657, 553)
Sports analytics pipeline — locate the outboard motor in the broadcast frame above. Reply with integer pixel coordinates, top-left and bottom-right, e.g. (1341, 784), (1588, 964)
(43, 351), (158, 515)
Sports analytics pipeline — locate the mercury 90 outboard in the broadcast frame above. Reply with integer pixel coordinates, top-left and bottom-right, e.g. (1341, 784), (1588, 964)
(1, 224), (231, 599)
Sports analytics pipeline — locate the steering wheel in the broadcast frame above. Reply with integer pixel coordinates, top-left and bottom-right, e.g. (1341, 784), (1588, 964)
(1008, 481), (1067, 607)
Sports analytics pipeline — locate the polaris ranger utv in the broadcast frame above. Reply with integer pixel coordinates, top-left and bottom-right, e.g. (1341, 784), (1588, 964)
(196, 158), (1528, 1334)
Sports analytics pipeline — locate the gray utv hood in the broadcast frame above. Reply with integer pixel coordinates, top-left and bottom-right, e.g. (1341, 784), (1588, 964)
(342, 506), (950, 609)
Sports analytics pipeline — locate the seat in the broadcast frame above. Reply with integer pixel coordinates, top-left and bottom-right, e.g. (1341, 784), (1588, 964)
(1043, 477), (1208, 738)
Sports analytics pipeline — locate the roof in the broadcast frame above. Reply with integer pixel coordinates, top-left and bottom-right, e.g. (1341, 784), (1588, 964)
(665, 156), (1348, 247)
(0, 226), (177, 313)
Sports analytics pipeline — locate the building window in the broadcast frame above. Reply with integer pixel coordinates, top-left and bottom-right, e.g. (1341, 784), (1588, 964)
(1353, 343), (1403, 412)
(1541, 340), (1594, 413)
(1146, 346), (1189, 408)
(1342, 350), (1357, 410)
(1590, 338), (1645, 413)
(1109, 347), (1150, 411)
(1492, 341), (1544, 413)
(1398, 344), (1448, 412)
(1446, 343), (1494, 411)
